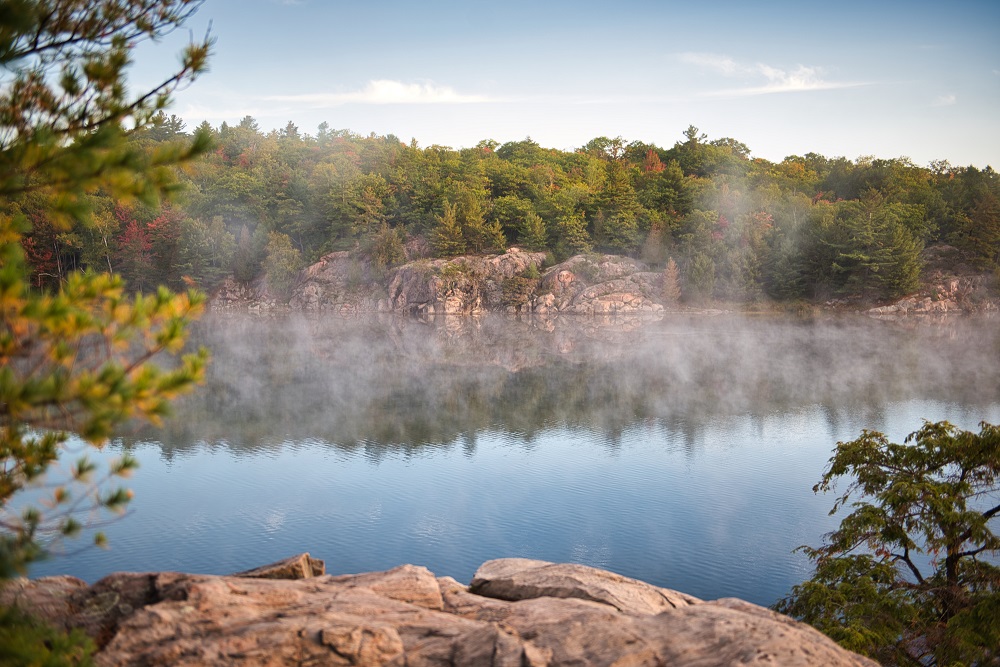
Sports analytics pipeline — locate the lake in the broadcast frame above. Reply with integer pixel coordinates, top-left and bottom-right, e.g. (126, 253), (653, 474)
(26, 311), (1000, 608)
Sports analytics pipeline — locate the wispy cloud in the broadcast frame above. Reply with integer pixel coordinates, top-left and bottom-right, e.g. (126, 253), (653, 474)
(678, 52), (743, 76)
(932, 93), (957, 107)
(678, 52), (867, 96)
(174, 80), (493, 124)
(266, 80), (492, 106)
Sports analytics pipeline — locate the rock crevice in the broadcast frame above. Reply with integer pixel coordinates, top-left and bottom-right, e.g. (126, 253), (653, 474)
(3, 555), (879, 666)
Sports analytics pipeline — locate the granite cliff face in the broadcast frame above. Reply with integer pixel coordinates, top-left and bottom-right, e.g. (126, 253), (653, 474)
(385, 249), (547, 315)
(212, 244), (997, 317)
(534, 254), (663, 316)
(215, 249), (670, 318)
(4, 555), (878, 666)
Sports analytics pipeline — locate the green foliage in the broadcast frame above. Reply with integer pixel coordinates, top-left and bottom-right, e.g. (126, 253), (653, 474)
(263, 231), (302, 299)
(951, 191), (1000, 270)
(805, 194), (924, 299)
(0, 604), (95, 666)
(0, 249), (208, 576)
(553, 212), (592, 260)
(519, 211), (548, 252)
(500, 274), (537, 310)
(685, 252), (715, 303)
(367, 221), (406, 271)
(775, 421), (1000, 666)
(432, 200), (466, 257)
(230, 224), (265, 284)
(7, 71), (991, 308)
(490, 195), (534, 240)
(593, 159), (641, 253)
(0, 0), (212, 221)
(177, 215), (235, 290)
(0, 0), (211, 578)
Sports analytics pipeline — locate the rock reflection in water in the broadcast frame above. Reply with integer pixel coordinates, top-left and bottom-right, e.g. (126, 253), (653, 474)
(131, 312), (1000, 458)
(28, 312), (1000, 605)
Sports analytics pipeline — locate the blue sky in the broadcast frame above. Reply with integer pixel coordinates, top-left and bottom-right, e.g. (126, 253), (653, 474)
(139, 0), (999, 167)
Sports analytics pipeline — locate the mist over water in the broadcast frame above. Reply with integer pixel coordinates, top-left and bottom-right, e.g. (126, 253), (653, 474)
(29, 312), (1000, 606)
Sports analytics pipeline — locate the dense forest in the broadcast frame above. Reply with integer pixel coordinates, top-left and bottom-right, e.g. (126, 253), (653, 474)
(12, 114), (1000, 304)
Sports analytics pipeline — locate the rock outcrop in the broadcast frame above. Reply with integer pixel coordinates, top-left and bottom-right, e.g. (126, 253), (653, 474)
(867, 275), (996, 317)
(535, 254), (663, 316)
(4, 556), (879, 666)
(287, 251), (385, 314)
(386, 248), (547, 315)
(213, 242), (996, 318)
(866, 244), (998, 317)
(259, 249), (669, 318)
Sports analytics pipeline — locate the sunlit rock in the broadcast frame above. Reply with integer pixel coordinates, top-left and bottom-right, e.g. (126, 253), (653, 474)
(6, 557), (879, 666)
(385, 248), (546, 314)
(280, 249), (675, 316)
(233, 552), (325, 580)
(540, 255), (664, 315)
(470, 557), (700, 614)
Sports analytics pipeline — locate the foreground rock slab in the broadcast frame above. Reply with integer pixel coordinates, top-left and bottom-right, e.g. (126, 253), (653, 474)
(4, 556), (879, 666)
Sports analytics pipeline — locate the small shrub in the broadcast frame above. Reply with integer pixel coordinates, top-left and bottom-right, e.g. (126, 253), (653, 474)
(0, 605), (95, 666)
(438, 263), (469, 281)
(501, 275), (537, 309)
(574, 258), (601, 284)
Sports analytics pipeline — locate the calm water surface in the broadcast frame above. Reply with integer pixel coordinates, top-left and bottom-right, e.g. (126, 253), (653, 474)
(27, 312), (1000, 607)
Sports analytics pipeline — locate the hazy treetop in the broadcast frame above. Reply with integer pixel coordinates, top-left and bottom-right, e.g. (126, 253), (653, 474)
(153, 0), (999, 168)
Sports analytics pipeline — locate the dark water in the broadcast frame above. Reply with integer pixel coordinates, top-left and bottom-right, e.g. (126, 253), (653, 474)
(26, 312), (1000, 607)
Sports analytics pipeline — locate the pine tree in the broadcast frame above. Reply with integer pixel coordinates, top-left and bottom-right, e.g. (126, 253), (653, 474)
(662, 257), (681, 303)
(1, 0), (213, 578)
(368, 221), (406, 271)
(554, 212), (593, 259)
(686, 252), (716, 303)
(519, 212), (548, 251)
(432, 200), (467, 257)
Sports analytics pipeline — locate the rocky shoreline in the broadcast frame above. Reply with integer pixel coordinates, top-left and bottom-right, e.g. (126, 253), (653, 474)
(4, 555), (878, 666)
(211, 246), (997, 320)
(216, 248), (669, 318)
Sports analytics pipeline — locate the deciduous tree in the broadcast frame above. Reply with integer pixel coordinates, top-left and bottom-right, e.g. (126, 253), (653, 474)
(263, 230), (302, 298)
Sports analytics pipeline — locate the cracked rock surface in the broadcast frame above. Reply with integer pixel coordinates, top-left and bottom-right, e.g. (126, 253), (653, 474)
(3, 555), (879, 666)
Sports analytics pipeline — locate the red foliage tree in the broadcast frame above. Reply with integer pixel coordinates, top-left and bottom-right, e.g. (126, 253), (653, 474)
(116, 219), (153, 292)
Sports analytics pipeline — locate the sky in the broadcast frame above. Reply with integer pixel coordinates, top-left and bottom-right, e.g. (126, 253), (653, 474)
(136, 0), (1000, 167)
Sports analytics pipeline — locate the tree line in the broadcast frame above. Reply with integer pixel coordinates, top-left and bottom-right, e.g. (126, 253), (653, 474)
(12, 117), (1000, 304)
(2, 2), (997, 664)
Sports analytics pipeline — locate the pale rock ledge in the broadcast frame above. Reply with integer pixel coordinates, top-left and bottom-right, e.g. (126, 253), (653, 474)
(2, 554), (879, 666)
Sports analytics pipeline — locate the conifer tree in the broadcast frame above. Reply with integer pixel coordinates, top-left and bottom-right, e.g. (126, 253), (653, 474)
(368, 221), (406, 271)
(554, 212), (592, 259)
(432, 200), (467, 257)
(519, 211), (548, 252)
(776, 421), (1000, 666)
(662, 257), (681, 303)
(685, 252), (715, 302)
(1, 0), (212, 578)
